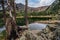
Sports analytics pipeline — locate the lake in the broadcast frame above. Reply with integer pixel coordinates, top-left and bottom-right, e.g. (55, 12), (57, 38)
(0, 23), (48, 33)
(0, 26), (5, 33)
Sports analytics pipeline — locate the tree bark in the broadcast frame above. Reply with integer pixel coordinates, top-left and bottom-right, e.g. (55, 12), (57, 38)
(25, 0), (29, 28)
(1, 0), (9, 40)
(10, 0), (21, 38)
(7, 0), (20, 40)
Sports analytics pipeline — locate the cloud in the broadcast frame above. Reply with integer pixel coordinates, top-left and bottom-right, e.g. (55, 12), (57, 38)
(15, 0), (55, 7)
(28, 0), (40, 7)
(39, 0), (55, 6)
(15, 0), (25, 4)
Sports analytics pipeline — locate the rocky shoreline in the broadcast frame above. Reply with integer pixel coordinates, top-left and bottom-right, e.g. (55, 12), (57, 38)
(17, 24), (60, 40)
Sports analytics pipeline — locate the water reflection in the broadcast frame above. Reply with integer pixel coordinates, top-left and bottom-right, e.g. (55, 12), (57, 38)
(0, 23), (48, 33)
(28, 23), (48, 30)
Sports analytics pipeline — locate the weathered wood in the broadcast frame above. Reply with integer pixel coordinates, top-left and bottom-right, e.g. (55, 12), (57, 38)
(25, 0), (29, 28)
(1, 0), (9, 40)
(7, 0), (22, 40)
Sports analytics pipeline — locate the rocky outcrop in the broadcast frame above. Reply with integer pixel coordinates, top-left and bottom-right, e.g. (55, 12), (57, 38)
(17, 24), (60, 40)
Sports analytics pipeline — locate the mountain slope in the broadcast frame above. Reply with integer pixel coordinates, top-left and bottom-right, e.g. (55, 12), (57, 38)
(16, 3), (48, 12)
(16, 3), (25, 10)
(46, 0), (60, 14)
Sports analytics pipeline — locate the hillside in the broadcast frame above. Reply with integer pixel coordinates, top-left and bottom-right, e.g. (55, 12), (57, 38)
(46, 0), (60, 14)
(16, 3), (48, 12)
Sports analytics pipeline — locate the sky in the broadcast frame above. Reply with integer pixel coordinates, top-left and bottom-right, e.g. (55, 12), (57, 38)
(15, 0), (55, 8)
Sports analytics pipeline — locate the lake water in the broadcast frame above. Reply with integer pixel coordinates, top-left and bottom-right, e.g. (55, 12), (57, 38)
(28, 23), (48, 30)
(0, 23), (48, 33)
(0, 26), (6, 33)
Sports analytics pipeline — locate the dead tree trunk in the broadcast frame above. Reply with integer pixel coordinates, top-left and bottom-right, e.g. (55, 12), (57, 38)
(25, 0), (29, 28)
(10, 0), (17, 31)
(6, 0), (20, 40)
(1, 0), (28, 40)
(10, 0), (21, 38)
(1, 0), (9, 40)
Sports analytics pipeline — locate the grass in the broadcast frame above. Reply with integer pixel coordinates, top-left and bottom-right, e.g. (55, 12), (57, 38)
(0, 30), (6, 40)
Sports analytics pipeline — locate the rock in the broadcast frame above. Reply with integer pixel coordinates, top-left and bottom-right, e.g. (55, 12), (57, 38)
(20, 35), (26, 40)
(18, 24), (60, 40)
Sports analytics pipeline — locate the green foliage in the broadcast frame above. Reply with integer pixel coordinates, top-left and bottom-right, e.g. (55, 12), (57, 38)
(0, 19), (4, 28)
(0, 12), (3, 18)
(16, 17), (52, 26)
(0, 30), (6, 40)
(47, 0), (60, 15)
(1, 30), (6, 36)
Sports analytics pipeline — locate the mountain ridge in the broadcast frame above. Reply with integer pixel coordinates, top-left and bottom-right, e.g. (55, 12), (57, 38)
(16, 3), (48, 12)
